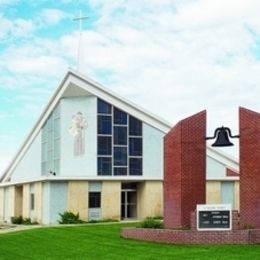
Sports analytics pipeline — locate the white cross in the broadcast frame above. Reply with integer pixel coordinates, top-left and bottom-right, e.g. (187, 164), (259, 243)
(73, 10), (88, 72)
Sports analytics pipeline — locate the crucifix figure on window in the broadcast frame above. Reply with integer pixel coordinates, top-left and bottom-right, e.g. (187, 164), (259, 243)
(69, 112), (88, 156)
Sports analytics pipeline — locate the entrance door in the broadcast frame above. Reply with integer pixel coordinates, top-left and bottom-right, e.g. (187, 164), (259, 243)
(121, 189), (137, 219)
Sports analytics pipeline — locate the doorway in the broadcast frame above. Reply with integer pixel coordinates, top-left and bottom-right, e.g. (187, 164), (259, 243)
(121, 183), (137, 219)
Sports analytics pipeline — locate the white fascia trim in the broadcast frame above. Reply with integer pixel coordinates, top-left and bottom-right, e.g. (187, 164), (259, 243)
(206, 146), (239, 172)
(0, 176), (163, 187)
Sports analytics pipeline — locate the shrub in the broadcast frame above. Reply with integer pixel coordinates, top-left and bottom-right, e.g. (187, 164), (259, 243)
(59, 211), (84, 224)
(139, 217), (163, 229)
(11, 216), (38, 225)
(11, 216), (23, 224)
(23, 218), (32, 225)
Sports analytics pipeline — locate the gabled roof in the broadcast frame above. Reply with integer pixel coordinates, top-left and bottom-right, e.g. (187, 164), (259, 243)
(0, 69), (172, 182)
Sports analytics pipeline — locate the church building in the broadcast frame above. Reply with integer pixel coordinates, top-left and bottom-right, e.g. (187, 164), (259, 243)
(0, 70), (239, 224)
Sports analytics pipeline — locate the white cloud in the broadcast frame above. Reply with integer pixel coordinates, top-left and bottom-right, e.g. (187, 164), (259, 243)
(40, 8), (68, 25)
(6, 55), (67, 76)
(0, 14), (13, 39)
(0, 14), (35, 39)
(0, 0), (18, 5)
(2, 0), (260, 172)
(13, 18), (35, 36)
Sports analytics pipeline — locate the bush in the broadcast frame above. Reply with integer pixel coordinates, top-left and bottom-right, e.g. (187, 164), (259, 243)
(11, 216), (38, 225)
(139, 217), (163, 229)
(59, 211), (84, 224)
(23, 218), (32, 225)
(11, 216), (23, 224)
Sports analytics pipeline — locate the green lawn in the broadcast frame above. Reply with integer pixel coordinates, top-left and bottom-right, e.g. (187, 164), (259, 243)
(0, 223), (259, 260)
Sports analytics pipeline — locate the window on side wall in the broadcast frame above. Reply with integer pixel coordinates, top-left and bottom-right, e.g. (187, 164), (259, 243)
(89, 192), (101, 208)
(30, 193), (35, 211)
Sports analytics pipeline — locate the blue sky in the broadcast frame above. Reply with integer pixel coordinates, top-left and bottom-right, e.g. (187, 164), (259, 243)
(1, 0), (260, 172)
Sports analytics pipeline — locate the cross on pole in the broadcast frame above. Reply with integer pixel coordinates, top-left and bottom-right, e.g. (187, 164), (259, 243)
(73, 10), (88, 72)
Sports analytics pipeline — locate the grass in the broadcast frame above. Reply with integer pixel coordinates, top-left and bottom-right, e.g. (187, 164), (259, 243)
(0, 223), (260, 259)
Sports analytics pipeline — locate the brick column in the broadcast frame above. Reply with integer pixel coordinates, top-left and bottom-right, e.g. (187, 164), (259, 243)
(164, 111), (206, 229)
(240, 107), (260, 228)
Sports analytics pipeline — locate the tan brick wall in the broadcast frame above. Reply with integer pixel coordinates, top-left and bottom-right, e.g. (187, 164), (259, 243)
(22, 184), (30, 218)
(35, 182), (43, 223)
(206, 180), (239, 211)
(9, 186), (15, 218)
(14, 186), (23, 217)
(206, 181), (221, 204)
(0, 188), (4, 222)
(68, 181), (88, 221)
(102, 181), (121, 220)
(137, 181), (163, 219)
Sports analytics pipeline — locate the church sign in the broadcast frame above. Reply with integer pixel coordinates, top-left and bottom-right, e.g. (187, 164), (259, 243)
(197, 204), (232, 231)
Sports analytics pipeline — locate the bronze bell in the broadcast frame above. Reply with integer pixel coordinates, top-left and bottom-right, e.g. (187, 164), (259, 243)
(206, 126), (239, 147)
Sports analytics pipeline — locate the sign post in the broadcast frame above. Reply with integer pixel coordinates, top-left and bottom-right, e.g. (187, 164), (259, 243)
(197, 204), (232, 231)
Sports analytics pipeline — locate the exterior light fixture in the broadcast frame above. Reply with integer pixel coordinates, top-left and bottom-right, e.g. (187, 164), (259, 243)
(49, 171), (56, 176)
(206, 126), (239, 147)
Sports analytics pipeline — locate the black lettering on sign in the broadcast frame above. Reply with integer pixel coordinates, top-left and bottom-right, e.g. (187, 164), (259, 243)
(198, 210), (230, 229)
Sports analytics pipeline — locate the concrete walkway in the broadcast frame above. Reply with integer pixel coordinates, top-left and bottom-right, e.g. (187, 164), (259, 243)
(0, 224), (43, 234)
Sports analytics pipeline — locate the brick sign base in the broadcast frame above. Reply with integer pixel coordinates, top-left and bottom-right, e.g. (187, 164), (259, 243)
(121, 228), (260, 245)
(121, 211), (260, 244)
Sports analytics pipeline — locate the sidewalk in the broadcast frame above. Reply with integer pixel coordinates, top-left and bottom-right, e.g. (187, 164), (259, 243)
(0, 224), (42, 234)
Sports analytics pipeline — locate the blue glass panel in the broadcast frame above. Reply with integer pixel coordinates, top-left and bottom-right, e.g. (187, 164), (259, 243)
(129, 158), (142, 175)
(98, 157), (112, 175)
(129, 116), (142, 136)
(98, 136), (112, 155)
(129, 138), (142, 156)
(114, 147), (127, 166)
(98, 115), (112, 134)
(114, 126), (127, 145)
(114, 107), (127, 125)
(98, 99), (111, 114)
(114, 167), (127, 176)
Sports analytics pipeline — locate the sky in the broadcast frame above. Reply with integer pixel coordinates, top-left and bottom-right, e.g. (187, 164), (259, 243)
(1, 0), (260, 173)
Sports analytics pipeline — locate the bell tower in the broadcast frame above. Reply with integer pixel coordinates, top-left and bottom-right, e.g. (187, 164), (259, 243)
(164, 110), (206, 229)
(240, 107), (260, 228)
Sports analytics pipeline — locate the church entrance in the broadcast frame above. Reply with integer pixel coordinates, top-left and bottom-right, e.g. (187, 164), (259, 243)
(121, 183), (137, 219)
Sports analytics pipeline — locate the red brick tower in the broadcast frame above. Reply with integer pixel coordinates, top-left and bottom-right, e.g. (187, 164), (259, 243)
(240, 107), (260, 228)
(164, 110), (206, 229)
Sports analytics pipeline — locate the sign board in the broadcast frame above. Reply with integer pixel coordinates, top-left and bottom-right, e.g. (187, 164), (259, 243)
(197, 204), (232, 231)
